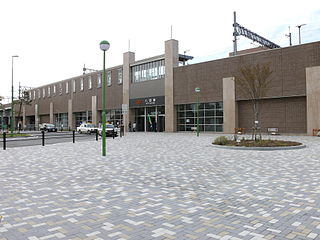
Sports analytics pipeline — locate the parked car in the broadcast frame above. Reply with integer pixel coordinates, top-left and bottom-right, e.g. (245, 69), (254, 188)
(97, 124), (119, 137)
(76, 123), (97, 134)
(39, 123), (57, 132)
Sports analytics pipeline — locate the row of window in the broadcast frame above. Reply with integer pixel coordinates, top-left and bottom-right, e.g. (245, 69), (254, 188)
(131, 60), (165, 83)
(30, 69), (123, 100)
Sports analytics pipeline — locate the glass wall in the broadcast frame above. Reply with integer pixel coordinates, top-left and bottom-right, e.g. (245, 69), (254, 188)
(55, 113), (68, 129)
(105, 109), (122, 127)
(75, 111), (92, 127)
(177, 102), (223, 132)
(131, 59), (165, 83)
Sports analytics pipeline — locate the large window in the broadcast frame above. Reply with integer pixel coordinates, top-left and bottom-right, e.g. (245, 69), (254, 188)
(48, 86), (51, 96)
(73, 79), (76, 92)
(53, 85), (56, 95)
(43, 88), (45, 98)
(97, 74), (102, 88)
(107, 71), (111, 86)
(75, 111), (92, 127)
(88, 76), (92, 89)
(105, 109), (122, 127)
(131, 59), (165, 83)
(177, 102), (223, 132)
(118, 68), (122, 84)
(59, 83), (62, 95)
(66, 82), (69, 94)
(80, 78), (84, 91)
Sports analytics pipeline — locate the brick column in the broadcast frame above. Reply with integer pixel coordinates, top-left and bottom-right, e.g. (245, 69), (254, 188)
(306, 66), (320, 135)
(35, 104), (39, 130)
(123, 52), (135, 132)
(50, 102), (54, 123)
(165, 39), (179, 132)
(68, 99), (73, 129)
(92, 96), (97, 126)
(223, 77), (236, 134)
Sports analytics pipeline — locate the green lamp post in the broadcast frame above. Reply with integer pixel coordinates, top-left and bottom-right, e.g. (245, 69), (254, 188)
(11, 55), (19, 136)
(100, 40), (110, 156)
(195, 87), (200, 137)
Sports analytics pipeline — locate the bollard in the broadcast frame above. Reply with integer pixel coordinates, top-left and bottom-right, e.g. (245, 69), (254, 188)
(112, 129), (115, 139)
(72, 130), (75, 143)
(120, 126), (123, 137)
(96, 130), (98, 141)
(42, 130), (45, 146)
(3, 132), (6, 150)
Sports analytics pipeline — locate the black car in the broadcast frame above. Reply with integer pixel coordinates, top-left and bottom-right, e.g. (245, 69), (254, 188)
(40, 123), (57, 132)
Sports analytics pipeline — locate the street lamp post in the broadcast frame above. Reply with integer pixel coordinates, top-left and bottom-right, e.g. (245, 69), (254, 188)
(296, 24), (306, 44)
(99, 40), (110, 156)
(195, 87), (200, 137)
(11, 55), (19, 136)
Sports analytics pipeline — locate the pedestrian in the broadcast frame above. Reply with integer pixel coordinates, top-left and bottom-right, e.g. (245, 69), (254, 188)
(129, 122), (132, 132)
(132, 122), (136, 132)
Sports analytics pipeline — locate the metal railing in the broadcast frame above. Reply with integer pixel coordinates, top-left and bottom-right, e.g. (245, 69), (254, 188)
(1, 130), (104, 150)
(1, 126), (125, 150)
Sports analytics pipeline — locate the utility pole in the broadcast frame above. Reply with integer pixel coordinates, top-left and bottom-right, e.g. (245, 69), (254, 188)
(183, 50), (190, 66)
(285, 26), (292, 46)
(233, 11), (237, 56)
(19, 82), (21, 99)
(296, 24), (306, 44)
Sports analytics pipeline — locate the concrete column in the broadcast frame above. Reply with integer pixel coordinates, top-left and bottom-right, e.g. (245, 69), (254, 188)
(223, 77), (236, 134)
(165, 39), (179, 132)
(35, 104), (39, 130)
(123, 52), (135, 132)
(68, 99), (73, 129)
(306, 66), (320, 135)
(92, 95), (97, 126)
(49, 102), (54, 124)
(22, 106), (26, 130)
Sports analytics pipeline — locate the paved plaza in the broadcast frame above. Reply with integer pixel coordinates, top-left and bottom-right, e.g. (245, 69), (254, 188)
(0, 133), (319, 240)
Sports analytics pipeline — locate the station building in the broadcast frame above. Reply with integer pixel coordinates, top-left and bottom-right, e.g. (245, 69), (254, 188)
(1, 39), (320, 135)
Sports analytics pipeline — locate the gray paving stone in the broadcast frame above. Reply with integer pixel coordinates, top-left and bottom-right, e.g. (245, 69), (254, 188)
(0, 133), (319, 239)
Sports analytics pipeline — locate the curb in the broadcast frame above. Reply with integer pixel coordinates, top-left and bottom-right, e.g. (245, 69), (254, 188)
(5, 136), (39, 141)
(212, 144), (306, 151)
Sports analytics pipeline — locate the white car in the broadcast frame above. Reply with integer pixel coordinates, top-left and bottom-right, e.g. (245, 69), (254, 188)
(97, 124), (119, 137)
(76, 123), (97, 134)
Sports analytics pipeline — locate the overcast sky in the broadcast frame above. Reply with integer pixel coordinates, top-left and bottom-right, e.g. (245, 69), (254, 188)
(1, 0), (319, 102)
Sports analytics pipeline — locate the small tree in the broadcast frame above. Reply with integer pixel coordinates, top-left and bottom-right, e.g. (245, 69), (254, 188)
(235, 63), (273, 140)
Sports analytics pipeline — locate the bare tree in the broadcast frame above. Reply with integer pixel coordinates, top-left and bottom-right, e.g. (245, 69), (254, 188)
(235, 63), (273, 140)
(14, 91), (32, 132)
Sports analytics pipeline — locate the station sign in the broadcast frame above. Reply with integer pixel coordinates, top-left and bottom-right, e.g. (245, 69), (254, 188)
(129, 96), (164, 107)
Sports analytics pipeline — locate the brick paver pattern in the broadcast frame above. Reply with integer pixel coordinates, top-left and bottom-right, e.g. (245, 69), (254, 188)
(0, 133), (320, 240)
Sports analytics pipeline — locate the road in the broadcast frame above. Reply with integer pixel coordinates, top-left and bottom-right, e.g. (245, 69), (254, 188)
(0, 131), (98, 149)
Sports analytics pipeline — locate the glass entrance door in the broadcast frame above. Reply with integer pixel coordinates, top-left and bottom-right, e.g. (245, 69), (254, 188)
(135, 108), (145, 132)
(146, 107), (156, 132)
(134, 106), (165, 132)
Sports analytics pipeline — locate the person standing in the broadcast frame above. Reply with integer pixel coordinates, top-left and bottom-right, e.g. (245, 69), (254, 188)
(129, 122), (132, 132)
(132, 122), (136, 132)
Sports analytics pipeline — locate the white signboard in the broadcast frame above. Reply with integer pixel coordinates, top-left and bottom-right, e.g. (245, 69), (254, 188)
(122, 104), (128, 114)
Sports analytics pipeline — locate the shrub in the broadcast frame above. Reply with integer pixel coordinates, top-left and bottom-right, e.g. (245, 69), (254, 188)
(213, 136), (229, 145)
